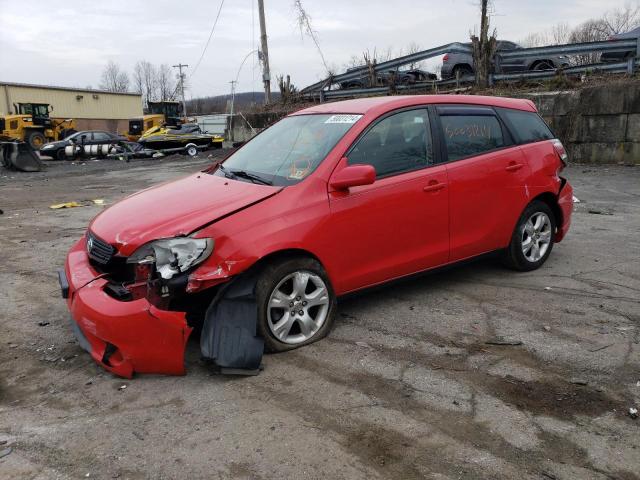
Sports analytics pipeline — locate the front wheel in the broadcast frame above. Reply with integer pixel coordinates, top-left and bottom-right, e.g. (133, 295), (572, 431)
(26, 131), (46, 150)
(256, 257), (337, 352)
(502, 201), (556, 271)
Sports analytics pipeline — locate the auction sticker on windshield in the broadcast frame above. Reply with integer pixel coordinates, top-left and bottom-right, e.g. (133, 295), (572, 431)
(324, 114), (363, 124)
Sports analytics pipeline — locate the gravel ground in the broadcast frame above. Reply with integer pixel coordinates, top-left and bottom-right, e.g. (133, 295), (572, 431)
(0, 155), (638, 480)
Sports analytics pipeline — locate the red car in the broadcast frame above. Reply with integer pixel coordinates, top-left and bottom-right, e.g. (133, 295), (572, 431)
(59, 95), (573, 378)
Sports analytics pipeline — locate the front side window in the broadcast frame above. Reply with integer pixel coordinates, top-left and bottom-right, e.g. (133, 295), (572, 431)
(347, 109), (433, 178)
(497, 108), (554, 144)
(440, 114), (504, 161)
(218, 114), (361, 186)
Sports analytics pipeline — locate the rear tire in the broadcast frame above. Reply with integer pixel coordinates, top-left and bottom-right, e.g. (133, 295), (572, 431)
(453, 65), (473, 78)
(256, 257), (337, 353)
(502, 200), (556, 271)
(185, 144), (198, 157)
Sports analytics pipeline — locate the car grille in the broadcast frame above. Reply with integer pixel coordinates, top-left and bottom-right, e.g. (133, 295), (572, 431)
(86, 231), (115, 265)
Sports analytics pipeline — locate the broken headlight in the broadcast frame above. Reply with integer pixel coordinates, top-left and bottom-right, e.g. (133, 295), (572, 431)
(127, 237), (214, 280)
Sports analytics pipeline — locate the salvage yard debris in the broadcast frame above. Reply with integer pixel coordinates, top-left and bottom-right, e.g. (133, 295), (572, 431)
(50, 202), (83, 209)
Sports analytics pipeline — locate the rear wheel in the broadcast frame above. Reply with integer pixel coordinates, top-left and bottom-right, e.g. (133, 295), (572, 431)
(257, 257), (337, 353)
(26, 131), (46, 150)
(453, 65), (473, 78)
(532, 60), (555, 71)
(185, 144), (198, 157)
(502, 200), (556, 271)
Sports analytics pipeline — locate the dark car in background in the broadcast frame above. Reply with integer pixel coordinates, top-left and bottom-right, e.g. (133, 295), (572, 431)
(441, 40), (569, 79)
(340, 67), (437, 89)
(40, 130), (126, 160)
(601, 27), (640, 63)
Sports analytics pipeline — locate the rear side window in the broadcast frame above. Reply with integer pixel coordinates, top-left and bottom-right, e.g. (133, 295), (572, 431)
(439, 114), (505, 161)
(498, 108), (554, 144)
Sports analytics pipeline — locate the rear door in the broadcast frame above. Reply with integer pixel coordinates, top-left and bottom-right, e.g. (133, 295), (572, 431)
(327, 108), (449, 293)
(435, 105), (531, 262)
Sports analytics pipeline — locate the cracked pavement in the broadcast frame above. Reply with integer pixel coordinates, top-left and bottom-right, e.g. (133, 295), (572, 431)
(0, 157), (639, 479)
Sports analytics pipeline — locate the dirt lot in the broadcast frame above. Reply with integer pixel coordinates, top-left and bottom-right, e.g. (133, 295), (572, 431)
(0, 155), (639, 480)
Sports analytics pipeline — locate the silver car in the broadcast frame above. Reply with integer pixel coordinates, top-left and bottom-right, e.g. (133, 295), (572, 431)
(441, 41), (569, 78)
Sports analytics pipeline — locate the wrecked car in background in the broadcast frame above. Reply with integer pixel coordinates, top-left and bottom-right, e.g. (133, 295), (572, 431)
(40, 130), (127, 160)
(59, 95), (573, 378)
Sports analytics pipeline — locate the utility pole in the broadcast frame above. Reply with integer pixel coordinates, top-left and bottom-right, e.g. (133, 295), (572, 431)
(172, 63), (189, 119)
(257, 0), (271, 104)
(229, 80), (237, 142)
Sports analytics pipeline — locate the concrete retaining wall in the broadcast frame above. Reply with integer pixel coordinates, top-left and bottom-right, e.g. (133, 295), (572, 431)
(522, 83), (640, 164)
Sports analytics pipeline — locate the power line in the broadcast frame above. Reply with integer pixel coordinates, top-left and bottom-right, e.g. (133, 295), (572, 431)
(191, 0), (225, 77)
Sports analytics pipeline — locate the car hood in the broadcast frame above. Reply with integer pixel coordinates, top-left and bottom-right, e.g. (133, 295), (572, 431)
(89, 172), (281, 256)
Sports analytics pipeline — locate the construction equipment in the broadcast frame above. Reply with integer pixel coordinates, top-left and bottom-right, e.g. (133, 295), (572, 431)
(126, 101), (182, 140)
(0, 103), (76, 149)
(0, 136), (43, 171)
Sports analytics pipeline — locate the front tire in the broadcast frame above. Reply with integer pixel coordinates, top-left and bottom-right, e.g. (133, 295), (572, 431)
(26, 131), (46, 150)
(256, 257), (337, 353)
(502, 200), (556, 271)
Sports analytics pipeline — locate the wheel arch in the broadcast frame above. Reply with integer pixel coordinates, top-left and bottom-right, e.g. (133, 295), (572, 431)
(530, 191), (562, 231)
(452, 63), (473, 73)
(529, 59), (555, 70)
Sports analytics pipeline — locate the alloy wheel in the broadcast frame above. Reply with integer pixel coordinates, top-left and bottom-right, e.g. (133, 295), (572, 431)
(267, 270), (330, 345)
(521, 212), (552, 262)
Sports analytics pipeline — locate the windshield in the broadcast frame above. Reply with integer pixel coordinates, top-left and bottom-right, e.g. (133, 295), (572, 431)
(216, 114), (362, 186)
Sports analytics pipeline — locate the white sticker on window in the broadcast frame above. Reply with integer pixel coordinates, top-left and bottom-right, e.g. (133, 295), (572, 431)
(324, 114), (363, 124)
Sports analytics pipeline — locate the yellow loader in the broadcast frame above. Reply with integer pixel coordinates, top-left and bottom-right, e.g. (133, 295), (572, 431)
(126, 101), (182, 141)
(0, 103), (76, 149)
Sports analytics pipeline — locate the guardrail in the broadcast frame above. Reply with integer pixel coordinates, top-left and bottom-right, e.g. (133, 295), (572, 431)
(301, 38), (640, 99)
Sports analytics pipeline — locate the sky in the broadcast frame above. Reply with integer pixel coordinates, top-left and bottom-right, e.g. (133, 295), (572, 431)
(0, 0), (633, 98)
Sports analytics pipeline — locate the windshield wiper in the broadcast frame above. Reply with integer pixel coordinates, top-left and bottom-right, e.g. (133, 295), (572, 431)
(217, 164), (236, 179)
(228, 169), (273, 186)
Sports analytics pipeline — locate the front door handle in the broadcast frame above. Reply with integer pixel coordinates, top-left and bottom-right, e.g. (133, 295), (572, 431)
(423, 181), (446, 193)
(505, 162), (524, 172)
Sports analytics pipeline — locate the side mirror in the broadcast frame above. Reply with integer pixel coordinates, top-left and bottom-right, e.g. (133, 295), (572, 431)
(330, 163), (376, 190)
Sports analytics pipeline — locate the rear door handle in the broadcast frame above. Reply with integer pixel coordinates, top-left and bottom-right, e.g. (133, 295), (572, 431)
(423, 181), (446, 193)
(505, 162), (524, 172)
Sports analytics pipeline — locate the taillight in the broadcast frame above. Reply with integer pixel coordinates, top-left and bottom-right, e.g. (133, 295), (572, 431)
(443, 53), (450, 62)
(552, 139), (568, 171)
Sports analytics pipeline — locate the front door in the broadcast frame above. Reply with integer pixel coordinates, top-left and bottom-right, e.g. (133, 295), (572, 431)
(327, 108), (449, 294)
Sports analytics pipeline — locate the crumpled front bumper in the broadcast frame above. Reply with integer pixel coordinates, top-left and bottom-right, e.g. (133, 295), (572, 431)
(555, 178), (573, 242)
(61, 237), (192, 378)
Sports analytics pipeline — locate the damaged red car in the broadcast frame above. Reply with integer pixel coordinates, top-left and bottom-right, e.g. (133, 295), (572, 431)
(59, 95), (573, 378)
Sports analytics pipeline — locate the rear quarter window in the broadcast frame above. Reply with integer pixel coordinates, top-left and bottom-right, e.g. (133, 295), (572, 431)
(497, 108), (554, 144)
(439, 114), (505, 161)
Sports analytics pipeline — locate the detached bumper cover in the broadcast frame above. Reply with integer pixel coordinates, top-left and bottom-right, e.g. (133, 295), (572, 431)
(556, 179), (573, 242)
(62, 238), (192, 378)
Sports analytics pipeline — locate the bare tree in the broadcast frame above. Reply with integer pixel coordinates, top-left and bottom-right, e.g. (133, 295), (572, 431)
(277, 74), (298, 103)
(99, 61), (130, 93)
(157, 64), (177, 101)
(550, 22), (571, 45)
(293, 0), (331, 74)
(569, 19), (609, 64)
(132, 60), (158, 107)
(601, 3), (640, 35)
(405, 42), (423, 69)
(471, 0), (496, 88)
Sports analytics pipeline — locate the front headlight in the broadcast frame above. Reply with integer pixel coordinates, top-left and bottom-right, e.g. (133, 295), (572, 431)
(41, 144), (54, 150)
(127, 237), (214, 280)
